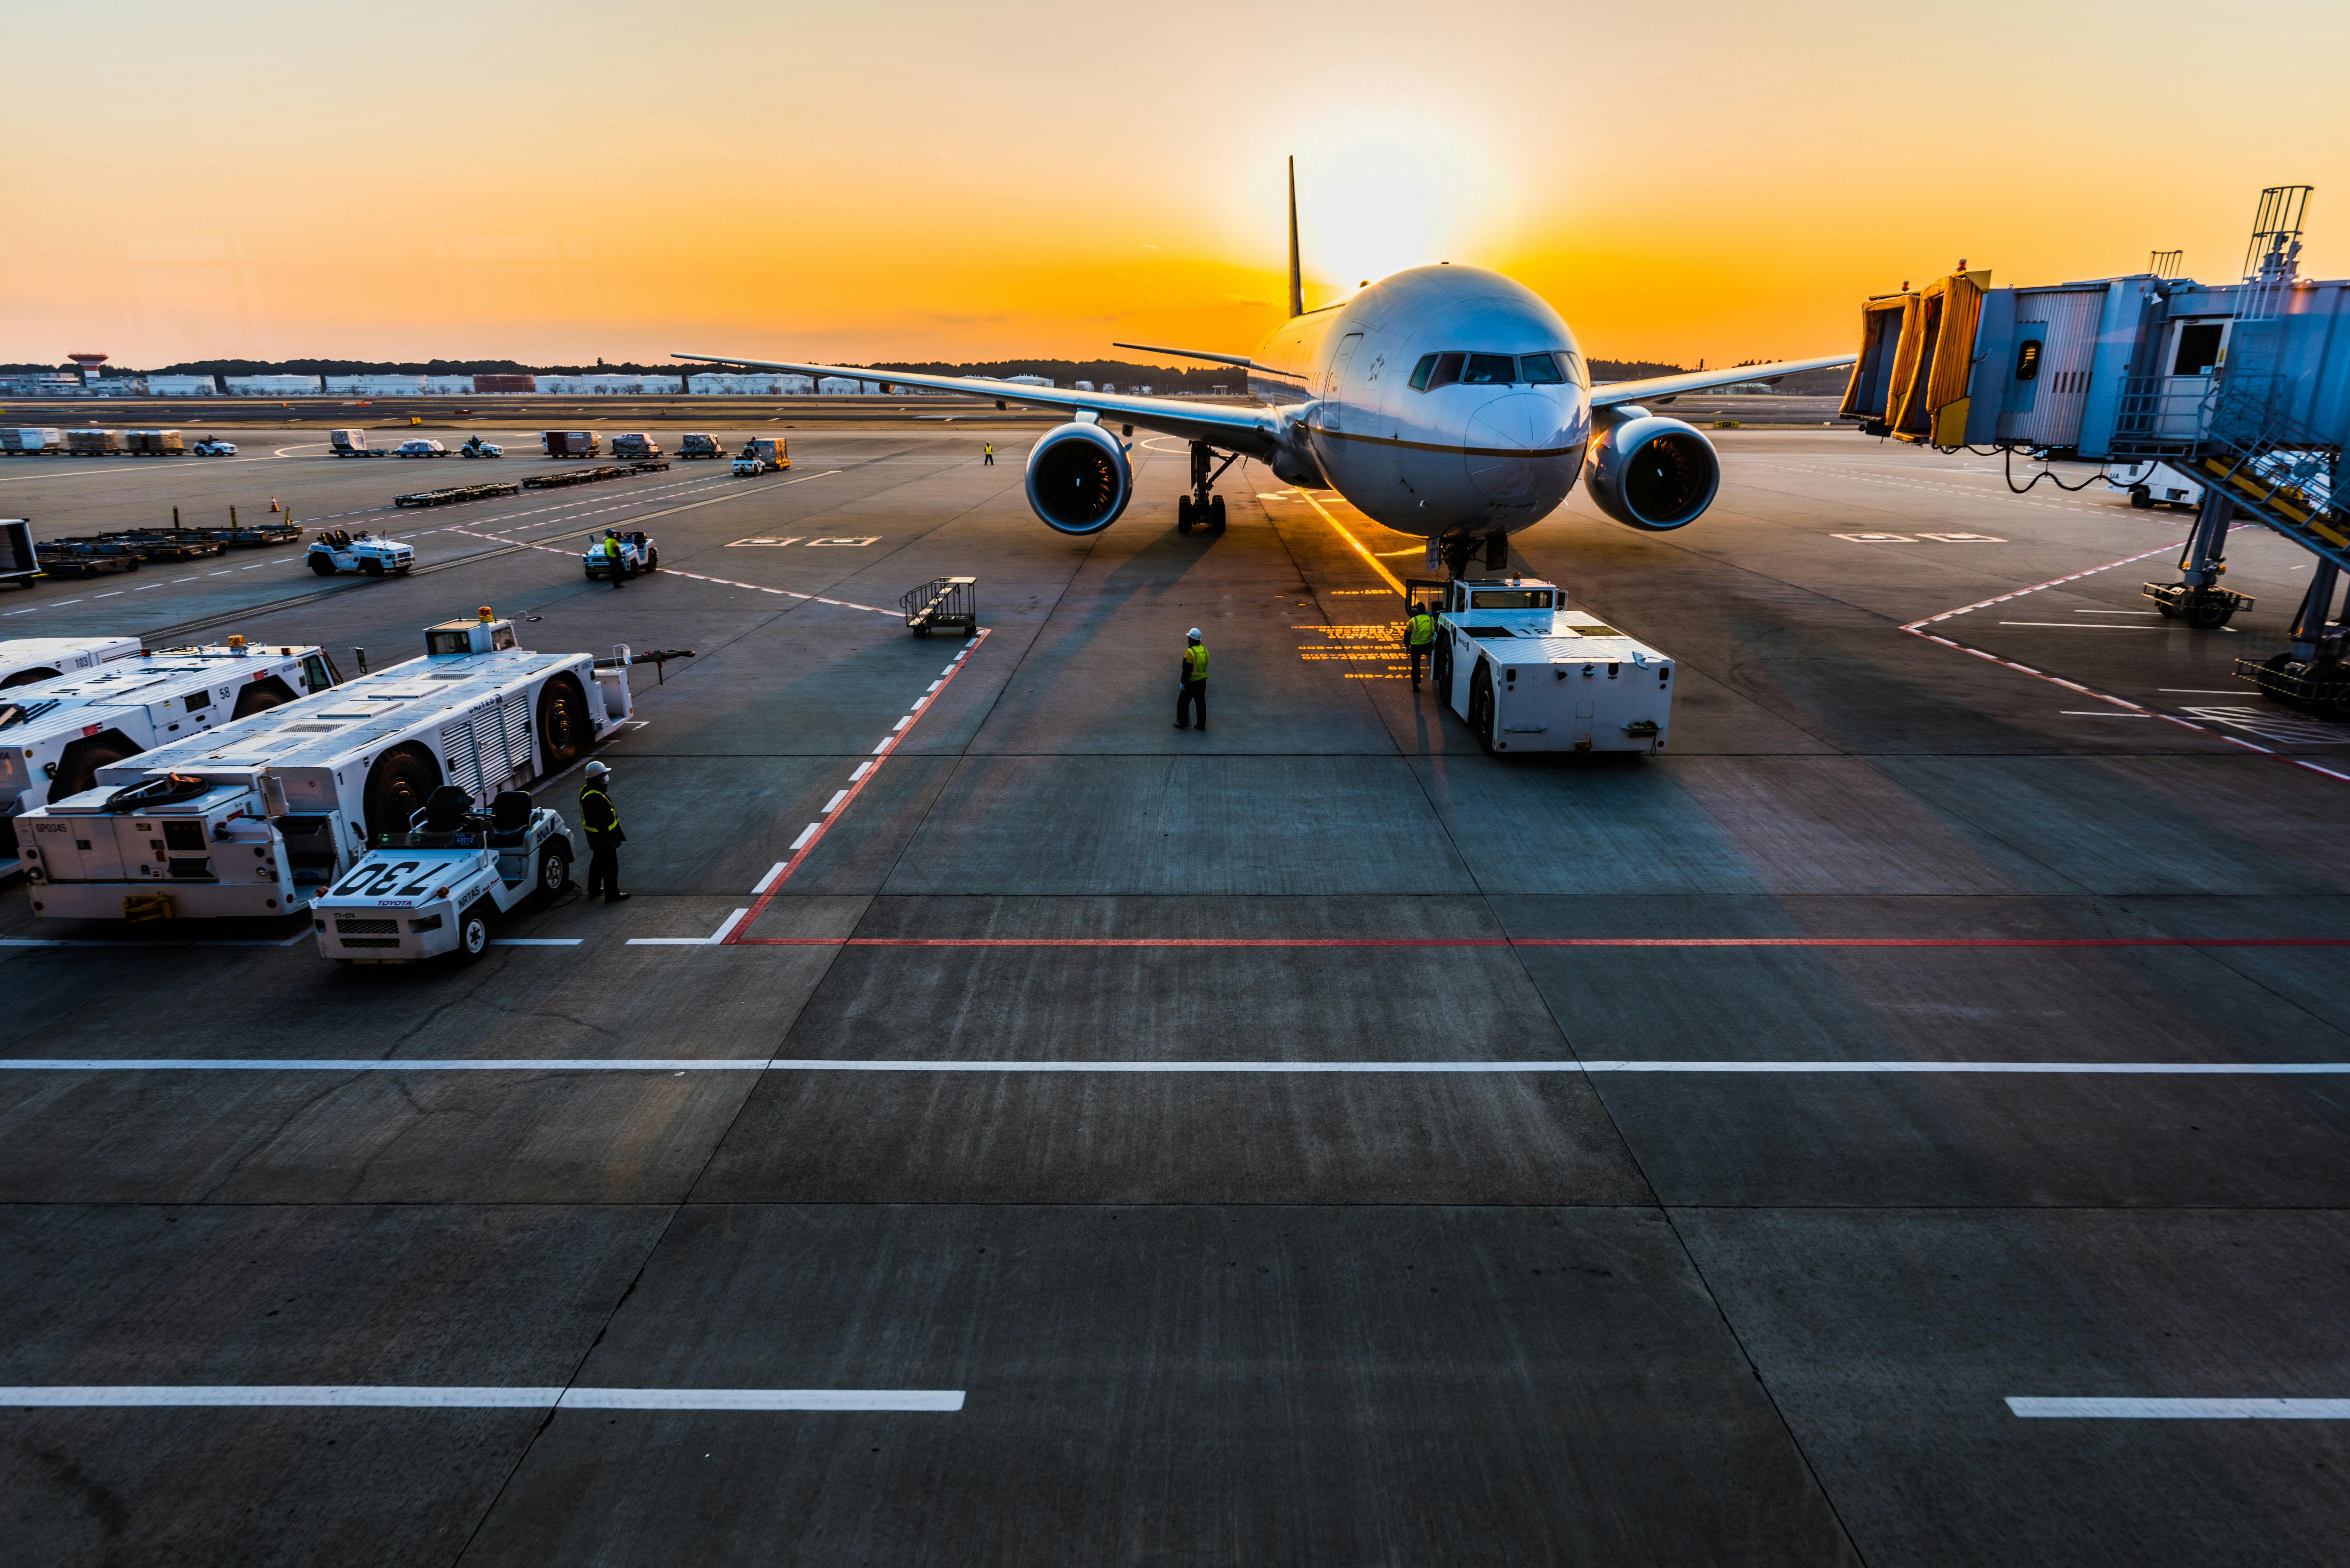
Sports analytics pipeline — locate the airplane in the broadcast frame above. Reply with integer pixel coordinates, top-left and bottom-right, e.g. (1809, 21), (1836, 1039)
(678, 159), (1854, 578)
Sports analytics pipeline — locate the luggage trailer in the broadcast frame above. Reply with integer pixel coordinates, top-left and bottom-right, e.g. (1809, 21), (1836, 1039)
(1, 640), (338, 819)
(14, 612), (635, 922)
(1422, 577), (1676, 755)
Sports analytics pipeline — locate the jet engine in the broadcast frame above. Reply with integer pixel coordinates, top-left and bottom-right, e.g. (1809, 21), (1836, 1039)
(1024, 421), (1133, 535)
(1582, 411), (1721, 531)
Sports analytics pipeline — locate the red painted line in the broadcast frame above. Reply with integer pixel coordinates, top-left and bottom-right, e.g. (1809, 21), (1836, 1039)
(724, 935), (2350, 949)
(727, 630), (991, 941)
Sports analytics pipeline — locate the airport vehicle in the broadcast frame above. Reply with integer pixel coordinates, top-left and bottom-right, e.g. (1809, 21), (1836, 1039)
(542, 430), (599, 458)
(306, 528), (414, 577)
(611, 432), (662, 460)
(736, 436), (789, 471)
(34, 540), (140, 579)
(459, 435), (504, 458)
(678, 433), (725, 459)
(1, 520), (38, 591)
(678, 160), (1848, 573)
(191, 437), (238, 456)
(395, 439), (448, 458)
(1, 634), (141, 687)
(1425, 576), (1674, 755)
(2106, 459), (2203, 510)
(311, 785), (574, 963)
(1, 429), (64, 456)
(330, 429), (389, 457)
(65, 430), (123, 457)
(15, 609), (634, 922)
(582, 530), (657, 581)
(732, 455), (767, 477)
(394, 480), (520, 509)
(125, 430), (184, 456)
(0, 638), (338, 815)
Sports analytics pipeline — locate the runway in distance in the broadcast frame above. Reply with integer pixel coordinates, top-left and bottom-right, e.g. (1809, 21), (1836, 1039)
(681, 159), (1855, 575)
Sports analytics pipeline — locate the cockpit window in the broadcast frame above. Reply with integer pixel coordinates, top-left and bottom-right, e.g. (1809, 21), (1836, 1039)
(1410, 350), (1588, 392)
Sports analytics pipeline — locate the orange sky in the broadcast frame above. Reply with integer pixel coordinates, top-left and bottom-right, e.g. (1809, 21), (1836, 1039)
(5, 0), (2345, 371)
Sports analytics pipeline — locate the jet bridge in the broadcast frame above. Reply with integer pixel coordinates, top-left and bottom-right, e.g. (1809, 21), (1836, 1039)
(1845, 186), (2350, 716)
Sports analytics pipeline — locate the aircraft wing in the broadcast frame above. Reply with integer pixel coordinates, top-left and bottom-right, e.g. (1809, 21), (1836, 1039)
(1589, 354), (1855, 409)
(673, 352), (1283, 456)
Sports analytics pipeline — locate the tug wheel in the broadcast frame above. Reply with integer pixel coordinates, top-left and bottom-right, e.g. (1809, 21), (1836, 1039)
(454, 901), (492, 964)
(536, 844), (572, 904)
(536, 674), (591, 768)
(2184, 599), (2237, 631)
(309, 556), (337, 576)
(362, 743), (440, 841)
(1469, 665), (1497, 755)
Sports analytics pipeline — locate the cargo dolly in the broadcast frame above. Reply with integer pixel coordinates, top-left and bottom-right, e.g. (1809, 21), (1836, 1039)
(394, 481), (522, 509)
(521, 461), (670, 491)
(901, 577), (977, 637)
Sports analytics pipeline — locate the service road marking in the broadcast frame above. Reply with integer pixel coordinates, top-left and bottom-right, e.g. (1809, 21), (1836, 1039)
(7, 1058), (2347, 1074)
(625, 908), (749, 946)
(0, 1385), (963, 1413)
(2008, 1398), (2350, 1419)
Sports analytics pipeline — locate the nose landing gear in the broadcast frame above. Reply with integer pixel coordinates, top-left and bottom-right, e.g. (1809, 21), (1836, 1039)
(1437, 529), (1512, 578)
(1177, 441), (1237, 535)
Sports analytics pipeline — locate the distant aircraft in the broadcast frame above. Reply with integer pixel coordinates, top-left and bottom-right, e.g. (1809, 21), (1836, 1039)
(679, 159), (1853, 576)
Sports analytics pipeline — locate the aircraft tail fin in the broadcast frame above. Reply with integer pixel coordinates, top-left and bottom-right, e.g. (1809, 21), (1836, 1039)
(1287, 156), (1304, 319)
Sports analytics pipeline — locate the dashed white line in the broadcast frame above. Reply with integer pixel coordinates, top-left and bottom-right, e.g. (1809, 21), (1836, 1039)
(0, 1385), (963, 1413)
(789, 824), (819, 850)
(752, 861), (788, 894)
(822, 789), (849, 814)
(2008, 1398), (2350, 1420)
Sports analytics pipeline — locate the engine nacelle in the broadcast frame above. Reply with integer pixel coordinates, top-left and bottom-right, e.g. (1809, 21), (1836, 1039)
(1024, 420), (1133, 535)
(1581, 411), (1720, 531)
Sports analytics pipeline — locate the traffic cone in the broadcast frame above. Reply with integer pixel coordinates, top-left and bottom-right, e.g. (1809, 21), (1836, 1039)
(270, 497), (282, 513)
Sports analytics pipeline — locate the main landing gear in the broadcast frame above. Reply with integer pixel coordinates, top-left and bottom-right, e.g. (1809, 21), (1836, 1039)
(1177, 441), (1237, 535)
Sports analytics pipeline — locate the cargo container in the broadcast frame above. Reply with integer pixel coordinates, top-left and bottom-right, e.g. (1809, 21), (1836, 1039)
(329, 428), (390, 458)
(541, 430), (600, 458)
(678, 432), (725, 459)
(16, 611), (634, 922)
(0, 429), (64, 456)
(64, 429), (123, 456)
(124, 429), (184, 456)
(610, 432), (662, 460)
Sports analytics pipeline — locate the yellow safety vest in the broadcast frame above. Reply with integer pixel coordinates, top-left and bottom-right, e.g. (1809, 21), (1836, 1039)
(605, 539), (622, 561)
(1184, 644), (1209, 680)
(1406, 613), (1436, 645)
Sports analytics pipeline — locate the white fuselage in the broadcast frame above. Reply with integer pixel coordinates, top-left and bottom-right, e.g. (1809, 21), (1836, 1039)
(1244, 265), (1593, 539)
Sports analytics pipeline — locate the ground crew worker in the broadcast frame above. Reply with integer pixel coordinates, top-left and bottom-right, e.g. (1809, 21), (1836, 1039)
(603, 532), (626, 589)
(1174, 628), (1208, 731)
(982, 442), (995, 466)
(579, 760), (628, 902)
(1403, 600), (1437, 689)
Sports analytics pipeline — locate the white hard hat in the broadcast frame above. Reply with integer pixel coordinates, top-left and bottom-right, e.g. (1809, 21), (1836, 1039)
(584, 760), (610, 777)
(1187, 627), (1202, 639)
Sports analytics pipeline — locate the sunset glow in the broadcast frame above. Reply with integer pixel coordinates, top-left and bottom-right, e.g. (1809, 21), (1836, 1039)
(5, 0), (2345, 370)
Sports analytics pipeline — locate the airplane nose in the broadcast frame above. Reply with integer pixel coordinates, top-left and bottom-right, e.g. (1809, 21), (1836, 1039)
(1465, 392), (1582, 503)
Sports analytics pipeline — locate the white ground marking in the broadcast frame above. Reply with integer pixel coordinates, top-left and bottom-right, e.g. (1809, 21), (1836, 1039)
(624, 908), (749, 946)
(849, 761), (871, 781)
(0, 1386), (963, 1412)
(753, 862), (788, 894)
(489, 939), (582, 946)
(2008, 1398), (2350, 1420)
(822, 789), (849, 813)
(2062, 711), (2153, 717)
(8, 1059), (2346, 1074)
(790, 824), (819, 850)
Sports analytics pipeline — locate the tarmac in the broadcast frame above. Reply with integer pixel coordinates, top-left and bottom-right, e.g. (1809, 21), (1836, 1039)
(2, 422), (2346, 1565)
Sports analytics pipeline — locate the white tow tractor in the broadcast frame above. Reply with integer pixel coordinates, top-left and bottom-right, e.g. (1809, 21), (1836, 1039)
(2104, 459), (2204, 511)
(582, 530), (657, 581)
(312, 783), (573, 963)
(1427, 576), (1676, 755)
(191, 437), (238, 457)
(2, 634), (143, 688)
(306, 528), (414, 577)
(458, 436), (504, 459)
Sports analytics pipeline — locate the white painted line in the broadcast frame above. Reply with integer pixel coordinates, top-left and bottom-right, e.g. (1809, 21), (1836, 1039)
(926, 680), (942, 693)
(790, 823), (819, 850)
(2061, 711), (2152, 717)
(822, 789), (849, 814)
(0, 1385), (964, 1412)
(489, 939), (583, 946)
(1999, 622), (2167, 629)
(753, 861), (788, 894)
(9, 1059), (2346, 1075)
(849, 761), (871, 781)
(93, 590), (123, 598)
(133, 583), (160, 590)
(622, 908), (750, 947)
(2008, 1398), (2350, 1420)
(871, 738), (892, 754)
(891, 715), (912, 731)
